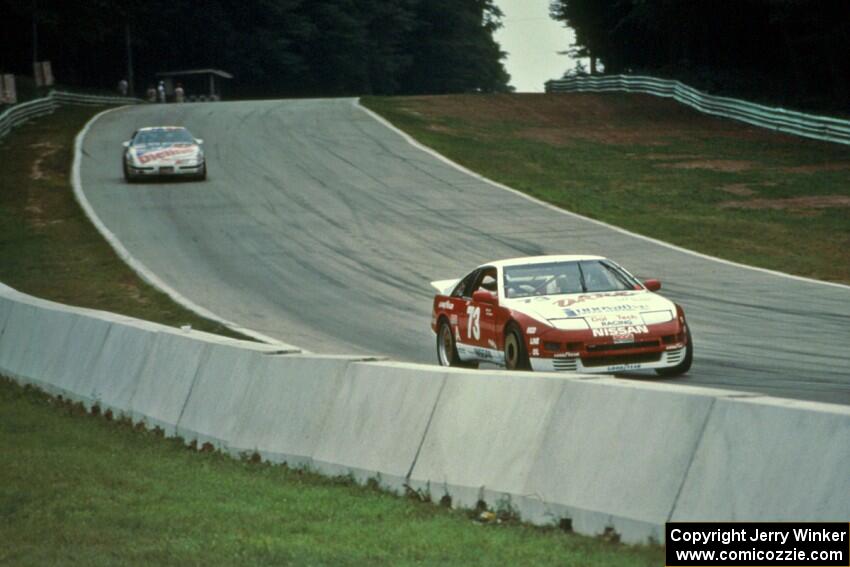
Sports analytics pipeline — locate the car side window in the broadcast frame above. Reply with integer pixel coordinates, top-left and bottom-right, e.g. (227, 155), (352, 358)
(472, 267), (498, 295)
(451, 270), (479, 298)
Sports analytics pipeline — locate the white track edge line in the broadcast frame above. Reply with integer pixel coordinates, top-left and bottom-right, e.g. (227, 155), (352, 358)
(72, 106), (295, 347)
(354, 98), (850, 291)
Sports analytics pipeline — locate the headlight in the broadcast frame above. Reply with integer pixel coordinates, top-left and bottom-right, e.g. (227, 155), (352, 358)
(549, 318), (589, 331)
(641, 310), (674, 325)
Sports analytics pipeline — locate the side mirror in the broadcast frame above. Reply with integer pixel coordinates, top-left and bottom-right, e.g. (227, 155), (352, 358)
(643, 279), (662, 292)
(122, 140), (131, 148)
(195, 138), (204, 145)
(472, 289), (497, 305)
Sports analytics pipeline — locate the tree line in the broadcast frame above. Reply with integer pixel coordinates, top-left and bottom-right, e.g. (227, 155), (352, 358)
(0, 0), (510, 97)
(550, 0), (850, 111)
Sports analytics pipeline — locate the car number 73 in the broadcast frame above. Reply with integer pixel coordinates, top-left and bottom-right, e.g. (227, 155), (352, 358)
(467, 305), (480, 340)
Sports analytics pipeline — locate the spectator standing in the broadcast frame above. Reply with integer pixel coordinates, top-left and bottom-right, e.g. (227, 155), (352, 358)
(174, 82), (185, 103)
(157, 81), (166, 103)
(118, 78), (128, 96)
(146, 85), (156, 102)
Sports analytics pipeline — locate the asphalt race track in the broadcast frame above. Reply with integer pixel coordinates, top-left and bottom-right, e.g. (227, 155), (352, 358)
(79, 99), (850, 404)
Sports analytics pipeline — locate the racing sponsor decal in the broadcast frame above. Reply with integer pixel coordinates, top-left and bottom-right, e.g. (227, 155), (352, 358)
(587, 313), (643, 329)
(449, 314), (458, 325)
(473, 348), (494, 360)
(136, 146), (195, 164)
(555, 291), (637, 308)
(527, 327), (537, 335)
(437, 300), (454, 310)
(591, 325), (648, 338)
(531, 348), (540, 356)
(563, 304), (650, 317)
(606, 363), (642, 372)
(529, 337), (540, 345)
(488, 339), (497, 350)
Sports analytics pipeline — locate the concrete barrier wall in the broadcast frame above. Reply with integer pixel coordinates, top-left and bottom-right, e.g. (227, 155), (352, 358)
(1, 282), (848, 544)
(672, 396), (850, 522)
(311, 361), (449, 492)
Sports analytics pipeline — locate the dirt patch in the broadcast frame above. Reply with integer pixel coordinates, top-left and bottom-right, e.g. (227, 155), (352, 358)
(426, 124), (459, 135)
(719, 184), (757, 196)
(29, 141), (62, 181)
(720, 195), (850, 210)
(659, 160), (756, 172)
(119, 282), (150, 305)
(782, 163), (850, 174)
(637, 153), (704, 161)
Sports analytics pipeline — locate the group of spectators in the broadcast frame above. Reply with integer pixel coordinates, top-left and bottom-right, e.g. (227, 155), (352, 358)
(118, 78), (185, 103)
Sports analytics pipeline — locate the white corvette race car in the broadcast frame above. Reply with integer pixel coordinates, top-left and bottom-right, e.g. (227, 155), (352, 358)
(122, 126), (206, 182)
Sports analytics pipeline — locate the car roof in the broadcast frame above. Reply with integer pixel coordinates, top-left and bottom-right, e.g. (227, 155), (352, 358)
(480, 255), (607, 270)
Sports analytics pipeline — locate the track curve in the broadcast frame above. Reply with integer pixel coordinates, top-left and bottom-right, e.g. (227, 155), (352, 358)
(78, 98), (850, 404)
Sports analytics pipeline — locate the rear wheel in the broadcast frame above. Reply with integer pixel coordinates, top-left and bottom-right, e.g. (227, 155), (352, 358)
(655, 328), (693, 376)
(504, 324), (531, 371)
(436, 320), (477, 369)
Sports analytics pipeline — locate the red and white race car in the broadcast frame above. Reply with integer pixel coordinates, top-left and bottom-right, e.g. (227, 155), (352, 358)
(123, 126), (206, 182)
(431, 255), (693, 375)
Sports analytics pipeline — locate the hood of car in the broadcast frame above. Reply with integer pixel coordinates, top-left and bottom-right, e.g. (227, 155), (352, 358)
(503, 290), (677, 331)
(129, 143), (201, 166)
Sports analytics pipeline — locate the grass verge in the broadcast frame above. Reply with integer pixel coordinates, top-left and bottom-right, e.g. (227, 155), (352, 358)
(0, 105), (245, 338)
(362, 93), (850, 284)
(0, 376), (663, 565)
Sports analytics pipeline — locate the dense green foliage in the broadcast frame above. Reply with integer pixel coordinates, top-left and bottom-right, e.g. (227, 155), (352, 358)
(0, 0), (509, 97)
(550, 0), (850, 111)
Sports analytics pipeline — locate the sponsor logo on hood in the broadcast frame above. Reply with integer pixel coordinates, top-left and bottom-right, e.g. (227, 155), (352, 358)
(505, 290), (673, 324)
(135, 144), (197, 164)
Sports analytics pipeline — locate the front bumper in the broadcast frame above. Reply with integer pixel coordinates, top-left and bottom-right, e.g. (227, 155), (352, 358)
(127, 163), (204, 176)
(527, 317), (688, 373)
(530, 345), (687, 373)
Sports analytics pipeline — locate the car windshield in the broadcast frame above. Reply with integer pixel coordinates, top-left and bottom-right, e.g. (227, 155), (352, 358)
(134, 129), (194, 145)
(503, 260), (640, 298)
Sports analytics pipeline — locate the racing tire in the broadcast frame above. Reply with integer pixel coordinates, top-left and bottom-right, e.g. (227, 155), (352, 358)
(436, 320), (478, 369)
(197, 163), (207, 181)
(123, 162), (135, 183)
(655, 328), (693, 376)
(504, 324), (531, 371)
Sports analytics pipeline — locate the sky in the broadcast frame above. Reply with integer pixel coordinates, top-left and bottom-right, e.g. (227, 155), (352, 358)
(493, 0), (577, 93)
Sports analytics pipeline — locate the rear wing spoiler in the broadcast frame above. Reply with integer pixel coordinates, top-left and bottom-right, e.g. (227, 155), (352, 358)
(429, 278), (459, 296)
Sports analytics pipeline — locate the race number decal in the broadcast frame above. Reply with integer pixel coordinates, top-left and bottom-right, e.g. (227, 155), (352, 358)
(466, 305), (481, 340)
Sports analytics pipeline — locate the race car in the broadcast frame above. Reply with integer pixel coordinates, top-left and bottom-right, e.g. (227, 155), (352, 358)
(122, 126), (206, 182)
(431, 255), (693, 375)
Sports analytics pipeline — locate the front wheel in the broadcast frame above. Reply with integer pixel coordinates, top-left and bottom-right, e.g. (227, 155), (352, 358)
(436, 320), (477, 369)
(655, 328), (693, 376)
(504, 324), (531, 371)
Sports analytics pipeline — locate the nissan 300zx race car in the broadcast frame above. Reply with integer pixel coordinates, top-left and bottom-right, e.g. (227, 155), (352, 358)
(431, 255), (693, 375)
(122, 126), (206, 182)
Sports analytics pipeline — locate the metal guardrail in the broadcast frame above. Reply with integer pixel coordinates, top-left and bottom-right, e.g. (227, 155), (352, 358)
(0, 90), (141, 141)
(545, 75), (850, 146)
